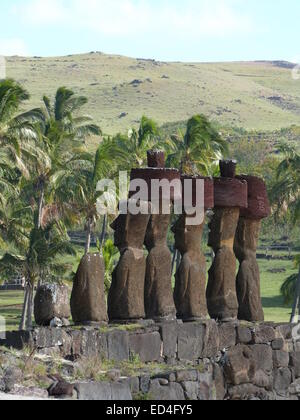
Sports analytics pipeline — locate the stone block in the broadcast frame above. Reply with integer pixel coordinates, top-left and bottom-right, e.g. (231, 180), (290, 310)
(129, 332), (162, 363)
(273, 350), (289, 368)
(107, 330), (129, 362)
(218, 322), (236, 349)
(75, 382), (132, 401)
(253, 325), (276, 344)
(272, 339), (284, 351)
(182, 382), (199, 400)
(148, 380), (185, 401)
(273, 368), (292, 396)
(224, 345), (254, 386)
(177, 323), (204, 361)
(252, 344), (273, 374)
(34, 284), (70, 326)
(236, 326), (252, 344)
(202, 320), (220, 358)
(213, 364), (225, 401)
(289, 352), (300, 378)
(176, 370), (198, 382)
(160, 322), (178, 359)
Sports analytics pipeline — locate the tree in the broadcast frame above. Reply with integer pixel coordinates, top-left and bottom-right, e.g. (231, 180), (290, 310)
(271, 143), (300, 322)
(166, 114), (229, 176)
(112, 115), (161, 168)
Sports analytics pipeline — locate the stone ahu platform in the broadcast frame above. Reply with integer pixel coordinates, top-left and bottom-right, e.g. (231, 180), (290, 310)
(1, 321), (300, 400)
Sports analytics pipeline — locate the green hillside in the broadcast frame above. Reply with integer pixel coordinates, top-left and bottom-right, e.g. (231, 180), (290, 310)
(5, 53), (300, 134)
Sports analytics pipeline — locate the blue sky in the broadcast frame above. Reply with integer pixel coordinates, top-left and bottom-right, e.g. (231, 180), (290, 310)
(0, 0), (299, 62)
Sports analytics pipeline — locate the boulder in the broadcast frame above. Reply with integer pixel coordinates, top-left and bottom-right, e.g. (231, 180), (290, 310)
(34, 284), (70, 327)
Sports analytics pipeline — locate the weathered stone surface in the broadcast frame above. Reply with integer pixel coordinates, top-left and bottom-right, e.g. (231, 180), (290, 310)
(173, 215), (208, 321)
(237, 176), (271, 220)
(253, 325), (276, 344)
(214, 178), (248, 209)
(276, 324), (293, 340)
(129, 332), (162, 363)
(224, 345), (255, 386)
(48, 380), (74, 398)
(272, 338), (284, 350)
(107, 331), (129, 362)
(218, 323), (236, 349)
(149, 380), (185, 401)
(236, 326), (252, 344)
(160, 322), (178, 359)
(252, 344), (273, 374)
(207, 207), (240, 321)
(34, 284), (70, 326)
(176, 370), (198, 382)
(213, 364), (225, 400)
(75, 382), (132, 401)
(130, 168), (181, 202)
(144, 213), (176, 322)
(253, 370), (273, 390)
(202, 320), (220, 358)
(147, 150), (165, 169)
(289, 352), (300, 378)
(3, 367), (23, 393)
(227, 384), (275, 401)
(140, 376), (151, 394)
(177, 323), (204, 361)
(71, 254), (107, 325)
(108, 209), (150, 322)
(289, 378), (300, 396)
(273, 350), (290, 368)
(181, 175), (214, 210)
(234, 219), (264, 322)
(34, 328), (71, 354)
(273, 368), (292, 395)
(182, 381), (199, 400)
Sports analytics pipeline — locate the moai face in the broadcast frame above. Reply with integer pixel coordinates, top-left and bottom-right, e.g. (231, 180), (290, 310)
(144, 213), (170, 250)
(172, 215), (203, 255)
(208, 208), (240, 250)
(111, 211), (151, 251)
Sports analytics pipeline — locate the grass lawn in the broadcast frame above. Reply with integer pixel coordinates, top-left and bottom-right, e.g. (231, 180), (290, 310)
(0, 257), (296, 332)
(0, 290), (24, 332)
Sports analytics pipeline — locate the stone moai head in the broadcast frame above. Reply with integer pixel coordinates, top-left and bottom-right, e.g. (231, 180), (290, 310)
(111, 205), (151, 251)
(220, 160), (237, 178)
(144, 213), (170, 250)
(172, 214), (203, 255)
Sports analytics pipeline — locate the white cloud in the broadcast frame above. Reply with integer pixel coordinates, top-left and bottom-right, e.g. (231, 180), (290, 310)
(13, 0), (253, 39)
(0, 38), (29, 56)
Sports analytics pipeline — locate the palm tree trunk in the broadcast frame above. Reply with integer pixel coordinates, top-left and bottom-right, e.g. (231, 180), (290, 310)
(85, 220), (92, 255)
(100, 215), (107, 249)
(19, 281), (34, 331)
(291, 267), (300, 323)
(37, 187), (45, 230)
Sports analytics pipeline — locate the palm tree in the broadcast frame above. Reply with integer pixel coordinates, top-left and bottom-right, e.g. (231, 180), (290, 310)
(271, 143), (300, 322)
(112, 115), (161, 168)
(166, 114), (229, 176)
(0, 220), (76, 330)
(57, 137), (126, 254)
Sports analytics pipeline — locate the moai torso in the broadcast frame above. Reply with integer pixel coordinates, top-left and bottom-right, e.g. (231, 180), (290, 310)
(108, 209), (150, 322)
(206, 161), (248, 321)
(234, 176), (271, 322)
(173, 214), (208, 321)
(144, 213), (176, 322)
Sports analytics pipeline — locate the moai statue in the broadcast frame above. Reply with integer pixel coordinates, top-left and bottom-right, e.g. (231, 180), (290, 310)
(71, 254), (108, 326)
(206, 161), (248, 321)
(234, 176), (271, 322)
(173, 176), (214, 321)
(130, 151), (181, 322)
(108, 205), (151, 323)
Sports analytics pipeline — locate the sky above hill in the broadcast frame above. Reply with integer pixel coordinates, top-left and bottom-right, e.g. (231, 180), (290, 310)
(0, 0), (299, 62)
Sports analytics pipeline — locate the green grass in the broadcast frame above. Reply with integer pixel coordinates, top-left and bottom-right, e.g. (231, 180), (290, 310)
(5, 54), (300, 136)
(0, 256), (295, 332)
(0, 290), (24, 332)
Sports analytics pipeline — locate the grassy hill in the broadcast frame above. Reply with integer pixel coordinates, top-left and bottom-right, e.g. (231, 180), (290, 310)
(5, 53), (300, 135)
